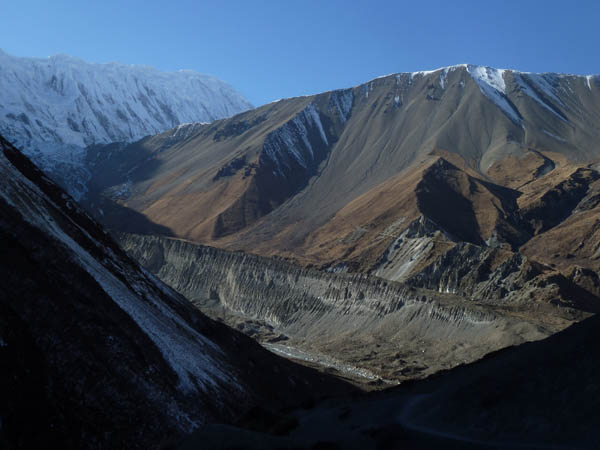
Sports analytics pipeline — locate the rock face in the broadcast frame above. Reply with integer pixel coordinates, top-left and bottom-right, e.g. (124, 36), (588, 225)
(0, 136), (349, 450)
(119, 233), (587, 384)
(0, 49), (252, 199)
(406, 241), (600, 313)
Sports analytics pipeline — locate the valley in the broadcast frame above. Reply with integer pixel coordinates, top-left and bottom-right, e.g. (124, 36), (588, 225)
(70, 66), (600, 392)
(1, 49), (600, 449)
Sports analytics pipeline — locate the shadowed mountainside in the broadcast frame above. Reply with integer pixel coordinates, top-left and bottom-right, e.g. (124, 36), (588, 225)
(0, 136), (351, 450)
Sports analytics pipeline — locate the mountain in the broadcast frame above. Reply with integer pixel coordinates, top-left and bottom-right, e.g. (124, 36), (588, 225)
(0, 49), (252, 199)
(85, 65), (600, 280)
(0, 135), (349, 450)
(2, 56), (600, 448)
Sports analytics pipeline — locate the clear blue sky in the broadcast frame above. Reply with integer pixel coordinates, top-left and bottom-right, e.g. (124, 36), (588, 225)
(2, 0), (599, 106)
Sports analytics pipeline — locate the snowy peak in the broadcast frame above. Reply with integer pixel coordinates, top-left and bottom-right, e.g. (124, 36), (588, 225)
(0, 49), (252, 198)
(0, 50), (252, 151)
(466, 65), (507, 92)
(403, 63), (598, 81)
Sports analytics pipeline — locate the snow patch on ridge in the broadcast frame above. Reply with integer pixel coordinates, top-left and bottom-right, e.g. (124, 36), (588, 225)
(526, 74), (565, 107)
(409, 64), (466, 81)
(542, 129), (567, 143)
(468, 65), (507, 92)
(263, 103), (329, 175)
(305, 103), (329, 145)
(439, 68), (449, 89)
(0, 147), (237, 397)
(466, 65), (522, 126)
(162, 122), (208, 148)
(329, 89), (354, 123)
(515, 74), (568, 122)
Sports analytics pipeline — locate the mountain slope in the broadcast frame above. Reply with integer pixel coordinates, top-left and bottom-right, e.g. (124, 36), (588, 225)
(85, 65), (600, 274)
(0, 49), (252, 198)
(0, 135), (349, 450)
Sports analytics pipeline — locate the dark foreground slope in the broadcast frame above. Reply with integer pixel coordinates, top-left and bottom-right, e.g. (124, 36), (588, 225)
(0, 136), (350, 450)
(177, 314), (600, 450)
(401, 313), (600, 448)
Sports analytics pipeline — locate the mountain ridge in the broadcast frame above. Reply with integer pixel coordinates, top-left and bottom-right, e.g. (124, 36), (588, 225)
(86, 64), (599, 246)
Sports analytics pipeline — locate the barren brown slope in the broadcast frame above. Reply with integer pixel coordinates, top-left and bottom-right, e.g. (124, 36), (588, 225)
(86, 91), (354, 241)
(521, 179), (600, 272)
(260, 156), (526, 270)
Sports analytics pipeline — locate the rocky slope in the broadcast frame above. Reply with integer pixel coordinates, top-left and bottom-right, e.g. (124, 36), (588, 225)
(0, 49), (252, 199)
(119, 233), (588, 385)
(0, 135), (349, 450)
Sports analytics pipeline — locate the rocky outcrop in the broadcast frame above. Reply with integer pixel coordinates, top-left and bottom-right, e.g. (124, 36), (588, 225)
(121, 234), (477, 324)
(406, 241), (600, 313)
(520, 168), (600, 234)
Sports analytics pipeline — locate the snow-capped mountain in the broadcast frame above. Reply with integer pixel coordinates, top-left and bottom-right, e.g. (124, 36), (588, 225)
(0, 49), (252, 198)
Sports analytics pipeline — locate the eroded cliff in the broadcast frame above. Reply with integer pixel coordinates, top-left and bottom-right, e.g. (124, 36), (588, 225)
(119, 233), (584, 385)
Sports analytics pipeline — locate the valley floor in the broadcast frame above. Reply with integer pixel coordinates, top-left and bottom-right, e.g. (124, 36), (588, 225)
(180, 311), (600, 449)
(179, 389), (578, 450)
